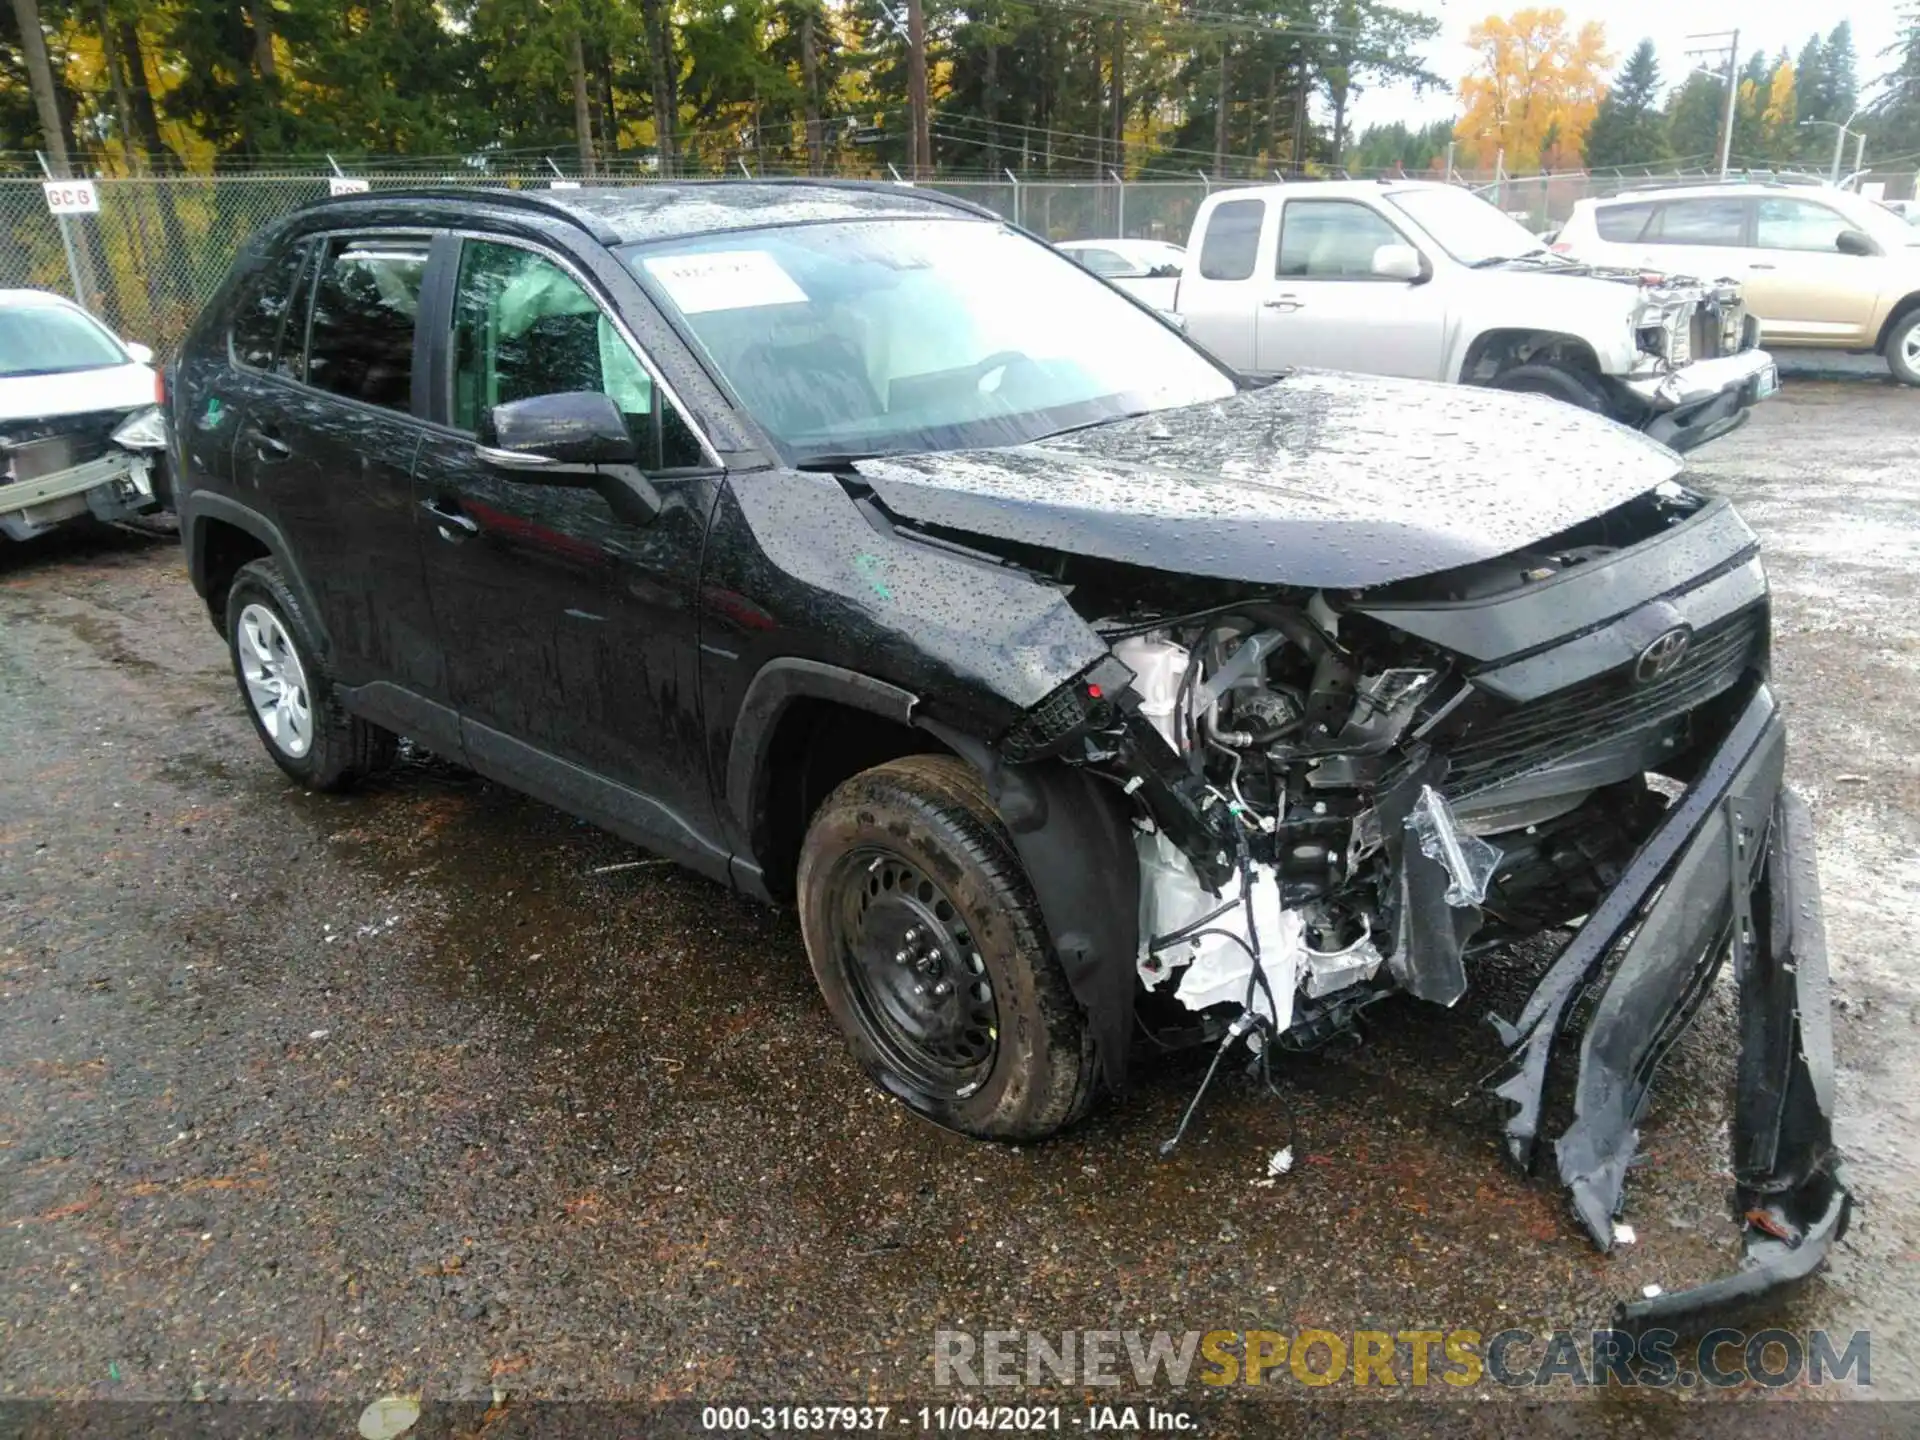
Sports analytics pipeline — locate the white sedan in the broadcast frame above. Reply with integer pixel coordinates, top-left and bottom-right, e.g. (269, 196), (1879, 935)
(1057, 238), (1186, 309)
(1, 289), (170, 541)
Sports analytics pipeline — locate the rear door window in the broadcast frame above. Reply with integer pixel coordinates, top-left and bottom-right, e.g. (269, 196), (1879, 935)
(229, 241), (309, 370)
(1595, 203), (1654, 242)
(1647, 198), (1748, 247)
(304, 236), (431, 412)
(1197, 198), (1265, 281)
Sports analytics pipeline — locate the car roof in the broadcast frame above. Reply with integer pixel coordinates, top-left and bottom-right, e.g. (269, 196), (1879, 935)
(1592, 182), (1864, 205)
(1207, 179), (1456, 203)
(303, 180), (999, 247)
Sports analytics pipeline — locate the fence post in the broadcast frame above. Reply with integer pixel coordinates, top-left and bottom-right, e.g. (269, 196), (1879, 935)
(1110, 168), (1124, 237)
(1195, 168), (1210, 194)
(1005, 168), (1020, 229)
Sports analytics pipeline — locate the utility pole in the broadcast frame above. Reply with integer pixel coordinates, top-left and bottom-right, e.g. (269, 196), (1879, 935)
(906, 0), (931, 179)
(1685, 30), (1740, 180)
(12, 0), (71, 175)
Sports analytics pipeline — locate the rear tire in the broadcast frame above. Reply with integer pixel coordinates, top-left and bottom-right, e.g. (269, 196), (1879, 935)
(1489, 362), (1610, 412)
(797, 755), (1098, 1141)
(225, 558), (396, 791)
(1886, 310), (1920, 387)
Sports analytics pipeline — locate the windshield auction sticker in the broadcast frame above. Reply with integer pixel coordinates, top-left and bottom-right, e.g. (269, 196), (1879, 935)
(643, 250), (809, 314)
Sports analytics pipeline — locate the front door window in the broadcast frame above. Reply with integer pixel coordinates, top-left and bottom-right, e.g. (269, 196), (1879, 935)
(450, 240), (703, 469)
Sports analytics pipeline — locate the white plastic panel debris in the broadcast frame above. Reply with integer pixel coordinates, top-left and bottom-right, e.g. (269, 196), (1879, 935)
(1135, 827), (1297, 1033)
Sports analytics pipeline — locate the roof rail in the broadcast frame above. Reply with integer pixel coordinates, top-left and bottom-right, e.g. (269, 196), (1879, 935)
(310, 185), (622, 243)
(308, 176), (1005, 242)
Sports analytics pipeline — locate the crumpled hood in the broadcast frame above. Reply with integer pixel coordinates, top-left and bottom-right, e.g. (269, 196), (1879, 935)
(855, 370), (1683, 589)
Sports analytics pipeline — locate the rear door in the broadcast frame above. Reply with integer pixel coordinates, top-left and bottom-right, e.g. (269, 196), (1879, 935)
(1742, 196), (1882, 344)
(409, 231), (729, 871)
(1254, 197), (1447, 376)
(225, 229), (452, 740)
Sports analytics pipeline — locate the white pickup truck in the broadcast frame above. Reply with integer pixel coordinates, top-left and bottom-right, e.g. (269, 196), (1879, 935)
(1140, 180), (1778, 453)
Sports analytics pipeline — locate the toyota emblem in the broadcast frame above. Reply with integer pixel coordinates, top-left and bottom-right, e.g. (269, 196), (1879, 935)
(1634, 627), (1692, 684)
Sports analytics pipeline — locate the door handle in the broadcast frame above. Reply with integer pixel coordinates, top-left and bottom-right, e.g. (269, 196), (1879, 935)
(241, 420), (291, 460)
(1262, 296), (1305, 312)
(422, 498), (480, 540)
(1748, 262), (1776, 270)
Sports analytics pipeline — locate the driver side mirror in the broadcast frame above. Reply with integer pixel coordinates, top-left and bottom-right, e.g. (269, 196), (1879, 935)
(123, 340), (155, 365)
(1835, 228), (1877, 257)
(1371, 243), (1429, 283)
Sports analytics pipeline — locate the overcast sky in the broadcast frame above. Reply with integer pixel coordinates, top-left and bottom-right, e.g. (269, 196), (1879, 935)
(1348, 2), (1909, 131)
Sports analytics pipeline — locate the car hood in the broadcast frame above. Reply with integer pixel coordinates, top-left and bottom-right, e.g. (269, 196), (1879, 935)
(0, 362), (154, 425)
(854, 370), (1683, 589)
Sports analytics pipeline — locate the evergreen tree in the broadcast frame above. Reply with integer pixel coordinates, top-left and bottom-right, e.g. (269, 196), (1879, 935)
(1582, 37), (1667, 171)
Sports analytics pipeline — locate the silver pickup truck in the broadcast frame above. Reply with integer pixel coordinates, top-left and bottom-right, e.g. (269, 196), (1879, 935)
(1126, 180), (1779, 453)
(1, 289), (170, 541)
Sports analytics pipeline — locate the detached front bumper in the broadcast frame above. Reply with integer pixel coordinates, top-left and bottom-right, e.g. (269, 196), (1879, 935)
(0, 449), (160, 541)
(1619, 349), (1780, 454)
(1488, 683), (1851, 1325)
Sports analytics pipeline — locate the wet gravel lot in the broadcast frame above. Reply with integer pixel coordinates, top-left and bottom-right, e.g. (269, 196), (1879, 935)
(2, 368), (1917, 1425)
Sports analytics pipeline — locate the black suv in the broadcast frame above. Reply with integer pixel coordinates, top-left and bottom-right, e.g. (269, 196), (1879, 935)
(171, 183), (1846, 1321)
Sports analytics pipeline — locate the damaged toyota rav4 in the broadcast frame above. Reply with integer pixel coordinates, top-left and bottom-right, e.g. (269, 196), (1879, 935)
(171, 183), (1849, 1324)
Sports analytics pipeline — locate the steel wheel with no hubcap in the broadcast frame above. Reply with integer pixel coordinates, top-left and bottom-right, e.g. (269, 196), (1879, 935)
(830, 849), (1000, 1100)
(236, 602), (313, 759)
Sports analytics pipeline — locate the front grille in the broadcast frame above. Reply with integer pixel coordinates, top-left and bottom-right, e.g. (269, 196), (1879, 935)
(1443, 606), (1765, 797)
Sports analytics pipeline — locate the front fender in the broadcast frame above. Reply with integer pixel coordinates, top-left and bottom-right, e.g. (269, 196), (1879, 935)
(1447, 273), (1639, 378)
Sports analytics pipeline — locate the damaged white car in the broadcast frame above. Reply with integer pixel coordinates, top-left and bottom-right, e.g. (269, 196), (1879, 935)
(0, 289), (170, 542)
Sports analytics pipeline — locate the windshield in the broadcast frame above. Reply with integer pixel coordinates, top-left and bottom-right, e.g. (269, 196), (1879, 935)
(1387, 186), (1547, 265)
(0, 301), (128, 379)
(621, 219), (1234, 463)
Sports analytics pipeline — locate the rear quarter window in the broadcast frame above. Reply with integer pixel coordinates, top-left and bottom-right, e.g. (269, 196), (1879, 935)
(1595, 203), (1654, 242)
(1198, 198), (1265, 281)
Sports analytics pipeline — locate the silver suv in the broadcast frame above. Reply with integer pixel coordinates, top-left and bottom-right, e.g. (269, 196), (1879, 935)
(1556, 182), (1920, 386)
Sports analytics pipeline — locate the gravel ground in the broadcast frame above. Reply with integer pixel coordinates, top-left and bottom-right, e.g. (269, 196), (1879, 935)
(1, 376), (1916, 1429)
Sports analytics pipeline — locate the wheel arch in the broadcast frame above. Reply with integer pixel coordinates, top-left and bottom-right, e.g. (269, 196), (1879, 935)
(731, 660), (1142, 1088)
(1459, 327), (1604, 384)
(1875, 292), (1920, 354)
(728, 658), (940, 902)
(183, 494), (328, 651)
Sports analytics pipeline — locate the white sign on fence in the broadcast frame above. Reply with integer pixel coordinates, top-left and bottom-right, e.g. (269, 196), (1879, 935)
(43, 179), (100, 215)
(328, 177), (371, 196)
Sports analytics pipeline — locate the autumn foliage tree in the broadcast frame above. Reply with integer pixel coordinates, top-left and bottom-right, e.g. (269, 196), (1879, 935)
(1454, 7), (1609, 172)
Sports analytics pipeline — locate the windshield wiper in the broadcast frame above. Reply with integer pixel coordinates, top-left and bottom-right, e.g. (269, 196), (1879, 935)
(795, 451), (896, 472)
(1468, 252), (1552, 268)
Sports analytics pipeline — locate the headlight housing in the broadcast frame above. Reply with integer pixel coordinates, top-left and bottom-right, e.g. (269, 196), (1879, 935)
(110, 406), (168, 451)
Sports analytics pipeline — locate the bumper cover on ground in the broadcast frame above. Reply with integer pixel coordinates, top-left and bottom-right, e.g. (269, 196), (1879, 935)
(1488, 682), (1851, 1323)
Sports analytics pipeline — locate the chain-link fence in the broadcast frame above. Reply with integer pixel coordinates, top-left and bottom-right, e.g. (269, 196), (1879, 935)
(7, 165), (1915, 355)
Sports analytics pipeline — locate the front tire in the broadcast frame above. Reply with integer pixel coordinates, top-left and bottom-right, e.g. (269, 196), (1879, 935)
(796, 755), (1098, 1141)
(225, 558), (395, 791)
(1488, 361), (1610, 412)
(1886, 310), (1920, 387)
